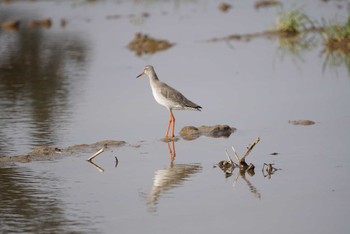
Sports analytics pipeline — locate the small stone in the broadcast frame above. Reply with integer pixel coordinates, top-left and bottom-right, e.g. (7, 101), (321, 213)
(219, 3), (231, 12)
(288, 119), (315, 126)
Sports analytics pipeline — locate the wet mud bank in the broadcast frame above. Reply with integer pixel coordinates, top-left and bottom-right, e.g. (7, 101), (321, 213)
(0, 140), (126, 163)
(0, 124), (236, 163)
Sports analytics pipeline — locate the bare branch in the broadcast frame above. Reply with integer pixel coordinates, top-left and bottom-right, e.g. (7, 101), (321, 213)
(87, 148), (104, 161)
(231, 146), (240, 162)
(241, 137), (260, 162)
(225, 150), (233, 164)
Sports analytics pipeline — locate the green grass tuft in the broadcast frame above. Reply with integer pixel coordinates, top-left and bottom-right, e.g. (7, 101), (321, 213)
(275, 8), (313, 35)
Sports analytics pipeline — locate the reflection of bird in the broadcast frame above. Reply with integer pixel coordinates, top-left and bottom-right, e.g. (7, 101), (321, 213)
(144, 163), (202, 213)
(137, 65), (202, 138)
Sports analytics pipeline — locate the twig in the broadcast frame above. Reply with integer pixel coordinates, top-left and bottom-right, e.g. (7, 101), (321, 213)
(87, 148), (104, 161)
(231, 146), (240, 162)
(225, 150), (233, 164)
(241, 137), (260, 162)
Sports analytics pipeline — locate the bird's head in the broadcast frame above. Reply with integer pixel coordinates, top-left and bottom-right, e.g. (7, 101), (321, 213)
(136, 65), (154, 78)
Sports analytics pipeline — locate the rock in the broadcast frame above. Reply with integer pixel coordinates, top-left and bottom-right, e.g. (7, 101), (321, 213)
(198, 125), (235, 138)
(28, 18), (52, 29)
(180, 125), (236, 140)
(1, 19), (20, 30)
(179, 126), (201, 140)
(219, 3), (231, 12)
(288, 119), (315, 126)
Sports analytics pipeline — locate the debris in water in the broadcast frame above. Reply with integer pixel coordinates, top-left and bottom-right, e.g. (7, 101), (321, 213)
(262, 163), (280, 179)
(87, 148), (104, 161)
(216, 137), (260, 177)
(115, 156), (119, 168)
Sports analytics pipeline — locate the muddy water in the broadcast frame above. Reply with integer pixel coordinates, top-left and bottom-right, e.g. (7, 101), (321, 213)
(1, 1), (350, 233)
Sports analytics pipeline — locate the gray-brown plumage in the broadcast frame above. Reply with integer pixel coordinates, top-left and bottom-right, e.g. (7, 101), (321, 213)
(137, 65), (202, 138)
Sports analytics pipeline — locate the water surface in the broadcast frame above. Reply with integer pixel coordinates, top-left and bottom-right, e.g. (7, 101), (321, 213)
(1, 0), (350, 233)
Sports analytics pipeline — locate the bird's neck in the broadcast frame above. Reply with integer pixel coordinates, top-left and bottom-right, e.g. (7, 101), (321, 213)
(151, 72), (159, 81)
(149, 72), (159, 88)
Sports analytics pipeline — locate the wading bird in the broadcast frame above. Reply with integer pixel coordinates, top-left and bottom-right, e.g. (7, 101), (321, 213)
(136, 65), (202, 138)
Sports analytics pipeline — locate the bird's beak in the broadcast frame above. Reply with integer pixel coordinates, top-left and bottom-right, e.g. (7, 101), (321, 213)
(136, 71), (144, 78)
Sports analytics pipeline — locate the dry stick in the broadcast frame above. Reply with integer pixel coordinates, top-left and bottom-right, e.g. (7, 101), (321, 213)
(241, 137), (260, 162)
(87, 148), (104, 161)
(231, 146), (240, 162)
(225, 150), (233, 164)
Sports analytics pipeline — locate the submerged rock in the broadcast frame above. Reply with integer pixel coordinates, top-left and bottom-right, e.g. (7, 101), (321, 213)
(288, 119), (315, 126)
(180, 125), (236, 140)
(128, 33), (173, 56)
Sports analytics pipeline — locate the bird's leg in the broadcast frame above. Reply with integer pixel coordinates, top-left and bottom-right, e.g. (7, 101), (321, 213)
(165, 111), (172, 138)
(170, 110), (175, 138)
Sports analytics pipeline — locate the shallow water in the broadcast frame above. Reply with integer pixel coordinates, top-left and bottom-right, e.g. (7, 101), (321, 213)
(1, 0), (350, 233)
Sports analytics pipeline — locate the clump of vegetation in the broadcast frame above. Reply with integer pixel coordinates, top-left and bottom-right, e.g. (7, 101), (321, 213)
(128, 33), (173, 56)
(275, 8), (313, 36)
(323, 16), (350, 52)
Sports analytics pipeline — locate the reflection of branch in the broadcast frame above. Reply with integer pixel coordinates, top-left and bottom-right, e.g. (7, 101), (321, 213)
(240, 173), (261, 199)
(231, 170), (261, 199)
(87, 160), (104, 173)
(232, 171), (240, 189)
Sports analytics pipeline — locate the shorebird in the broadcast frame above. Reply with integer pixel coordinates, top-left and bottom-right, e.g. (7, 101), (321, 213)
(137, 65), (202, 138)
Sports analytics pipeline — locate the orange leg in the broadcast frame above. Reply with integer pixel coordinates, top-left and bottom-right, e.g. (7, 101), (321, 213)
(165, 111), (172, 137)
(170, 111), (175, 138)
(165, 110), (175, 138)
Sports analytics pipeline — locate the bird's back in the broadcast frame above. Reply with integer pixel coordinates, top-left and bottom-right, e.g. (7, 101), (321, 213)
(151, 80), (201, 111)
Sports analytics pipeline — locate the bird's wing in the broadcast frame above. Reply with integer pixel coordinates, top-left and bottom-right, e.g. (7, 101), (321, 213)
(159, 82), (201, 109)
